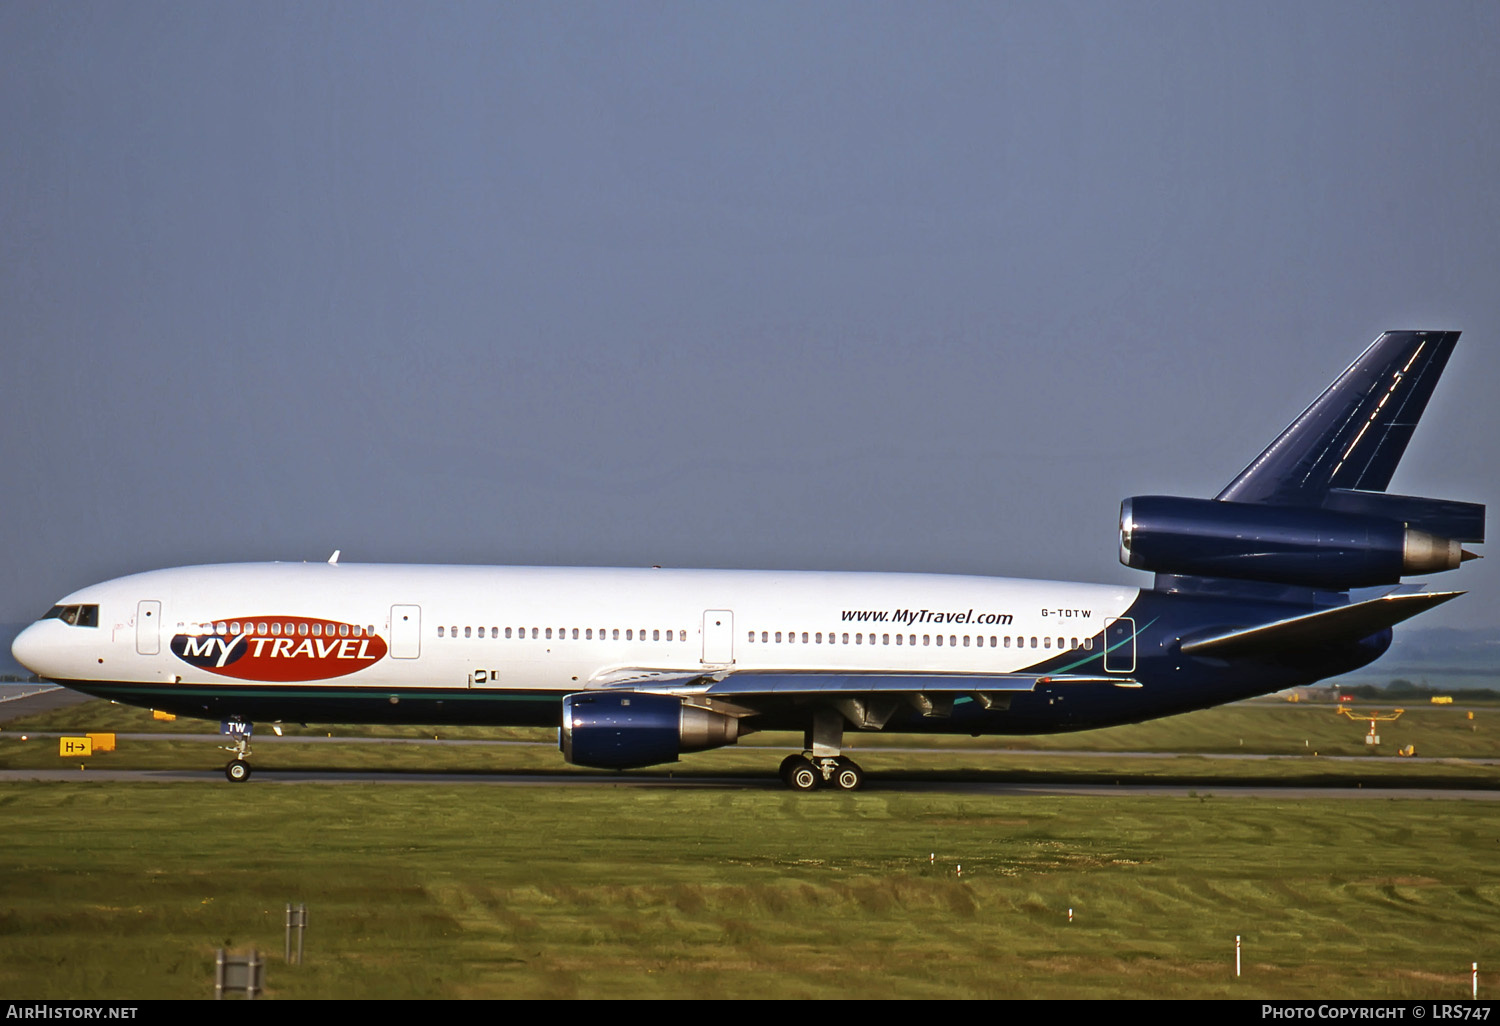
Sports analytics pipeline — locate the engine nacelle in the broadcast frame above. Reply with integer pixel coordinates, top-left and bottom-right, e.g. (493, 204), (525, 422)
(559, 692), (741, 769)
(1120, 495), (1466, 589)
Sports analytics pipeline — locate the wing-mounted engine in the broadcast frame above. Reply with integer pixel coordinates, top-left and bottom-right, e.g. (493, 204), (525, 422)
(559, 692), (743, 769)
(1120, 495), (1478, 589)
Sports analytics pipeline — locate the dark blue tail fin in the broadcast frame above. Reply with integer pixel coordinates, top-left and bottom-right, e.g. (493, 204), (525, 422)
(1216, 331), (1460, 506)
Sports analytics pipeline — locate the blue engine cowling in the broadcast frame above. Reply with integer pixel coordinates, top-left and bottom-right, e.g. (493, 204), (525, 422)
(1120, 495), (1464, 588)
(559, 692), (741, 769)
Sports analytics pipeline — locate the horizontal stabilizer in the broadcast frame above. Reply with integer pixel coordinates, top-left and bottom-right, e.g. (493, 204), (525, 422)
(1180, 590), (1462, 660)
(1322, 489), (1485, 543)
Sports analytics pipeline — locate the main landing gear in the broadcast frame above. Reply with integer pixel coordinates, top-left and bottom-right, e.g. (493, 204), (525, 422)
(778, 708), (865, 791)
(779, 753), (864, 791)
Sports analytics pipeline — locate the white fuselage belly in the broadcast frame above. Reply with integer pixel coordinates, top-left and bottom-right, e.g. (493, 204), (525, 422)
(38, 563), (1139, 693)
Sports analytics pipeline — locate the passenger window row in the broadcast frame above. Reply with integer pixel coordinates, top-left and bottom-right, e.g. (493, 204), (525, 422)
(746, 630), (1092, 651)
(437, 626), (688, 642)
(186, 621), (374, 638)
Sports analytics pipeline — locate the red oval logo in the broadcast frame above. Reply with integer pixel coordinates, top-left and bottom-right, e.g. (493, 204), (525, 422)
(170, 617), (387, 681)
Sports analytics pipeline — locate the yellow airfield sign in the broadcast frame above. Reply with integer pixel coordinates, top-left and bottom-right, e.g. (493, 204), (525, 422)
(59, 737), (93, 757)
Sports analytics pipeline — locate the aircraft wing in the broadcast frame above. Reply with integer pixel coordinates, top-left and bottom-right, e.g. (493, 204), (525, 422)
(1179, 590), (1463, 660)
(589, 668), (1137, 697)
(690, 671), (1127, 696)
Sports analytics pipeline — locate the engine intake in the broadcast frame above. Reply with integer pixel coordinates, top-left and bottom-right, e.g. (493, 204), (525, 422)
(559, 692), (741, 769)
(1120, 495), (1467, 589)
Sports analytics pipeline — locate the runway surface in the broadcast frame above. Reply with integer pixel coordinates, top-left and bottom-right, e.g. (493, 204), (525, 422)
(3, 765), (1499, 799)
(0, 683), (90, 721)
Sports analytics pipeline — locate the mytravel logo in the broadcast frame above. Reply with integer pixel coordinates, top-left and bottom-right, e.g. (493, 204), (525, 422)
(169, 617), (387, 681)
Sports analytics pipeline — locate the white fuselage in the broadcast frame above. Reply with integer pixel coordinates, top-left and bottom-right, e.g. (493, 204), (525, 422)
(14, 562), (1139, 694)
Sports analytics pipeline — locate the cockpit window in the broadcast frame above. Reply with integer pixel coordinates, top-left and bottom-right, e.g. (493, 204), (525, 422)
(42, 604), (99, 627)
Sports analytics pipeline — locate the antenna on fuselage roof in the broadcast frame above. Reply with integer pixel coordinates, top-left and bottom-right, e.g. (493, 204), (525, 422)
(328, 550), (341, 565)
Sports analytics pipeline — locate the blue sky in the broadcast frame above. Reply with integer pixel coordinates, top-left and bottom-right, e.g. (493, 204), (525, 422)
(3, 1), (1497, 629)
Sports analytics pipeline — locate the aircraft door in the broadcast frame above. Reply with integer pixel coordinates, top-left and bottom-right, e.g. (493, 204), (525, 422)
(702, 610), (734, 665)
(1103, 616), (1136, 673)
(390, 605), (421, 659)
(135, 600), (161, 656)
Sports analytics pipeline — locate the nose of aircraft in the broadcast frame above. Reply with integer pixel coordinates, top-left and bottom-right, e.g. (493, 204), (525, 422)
(11, 622), (52, 678)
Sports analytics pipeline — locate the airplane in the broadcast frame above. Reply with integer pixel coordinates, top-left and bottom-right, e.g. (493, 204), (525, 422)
(10, 330), (1485, 788)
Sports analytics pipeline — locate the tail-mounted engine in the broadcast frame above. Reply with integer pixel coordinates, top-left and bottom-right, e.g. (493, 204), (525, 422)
(1120, 495), (1480, 589)
(559, 692), (742, 769)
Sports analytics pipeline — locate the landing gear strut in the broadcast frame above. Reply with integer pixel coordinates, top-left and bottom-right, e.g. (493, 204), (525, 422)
(780, 710), (864, 791)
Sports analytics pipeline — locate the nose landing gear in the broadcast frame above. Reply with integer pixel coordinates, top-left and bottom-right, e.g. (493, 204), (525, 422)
(220, 720), (253, 783)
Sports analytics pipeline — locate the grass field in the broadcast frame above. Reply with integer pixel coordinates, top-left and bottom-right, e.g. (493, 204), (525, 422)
(3, 786), (1498, 1000)
(1, 697), (1498, 999)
